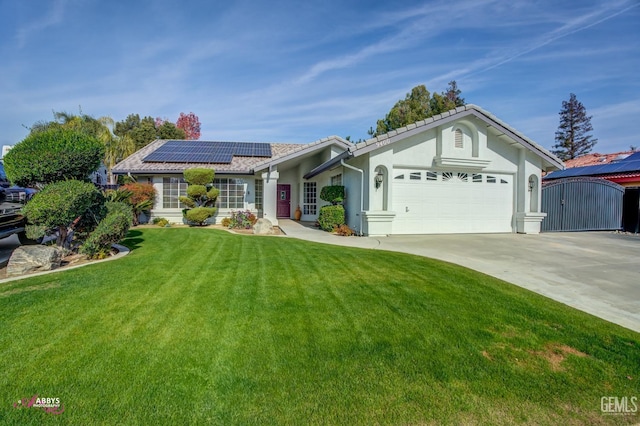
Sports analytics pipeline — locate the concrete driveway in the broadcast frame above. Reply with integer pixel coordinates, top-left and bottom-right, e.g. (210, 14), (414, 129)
(279, 220), (640, 333)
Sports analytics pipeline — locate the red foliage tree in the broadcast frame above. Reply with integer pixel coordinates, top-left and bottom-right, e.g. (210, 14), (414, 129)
(176, 112), (201, 140)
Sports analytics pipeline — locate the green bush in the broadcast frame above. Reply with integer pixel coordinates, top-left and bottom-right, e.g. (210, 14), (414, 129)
(152, 217), (169, 227)
(80, 202), (134, 259)
(320, 186), (345, 205)
(22, 180), (104, 248)
(183, 168), (214, 186)
(318, 205), (345, 232)
(3, 128), (104, 187)
(185, 207), (217, 225)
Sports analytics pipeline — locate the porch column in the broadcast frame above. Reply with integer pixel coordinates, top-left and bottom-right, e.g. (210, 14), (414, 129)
(262, 169), (280, 226)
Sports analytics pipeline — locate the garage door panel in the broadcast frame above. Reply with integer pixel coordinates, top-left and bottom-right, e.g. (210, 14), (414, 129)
(392, 170), (513, 234)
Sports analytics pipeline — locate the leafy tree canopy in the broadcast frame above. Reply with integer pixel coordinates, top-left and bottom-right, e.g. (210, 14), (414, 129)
(4, 127), (104, 187)
(552, 93), (598, 161)
(370, 81), (466, 137)
(176, 112), (201, 140)
(115, 114), (187, 151)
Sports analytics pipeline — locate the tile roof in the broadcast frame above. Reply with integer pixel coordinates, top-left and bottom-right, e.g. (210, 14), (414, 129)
(350, 104), (564, 171)
(111, 137), (351, 175)
(563, 150), (636, 168)
(544, 150), (640, 180)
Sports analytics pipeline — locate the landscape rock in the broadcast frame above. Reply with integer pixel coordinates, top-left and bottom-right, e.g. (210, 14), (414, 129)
(253, 218), (275, 235)
(6, 245), (63, 277)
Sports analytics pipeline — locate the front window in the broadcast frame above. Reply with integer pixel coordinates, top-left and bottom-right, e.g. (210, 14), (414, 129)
(163, 177), (187, 208)
(214, 178), (245, 209)
(303, 182), (317, 215)
(331, 174), (342, 186)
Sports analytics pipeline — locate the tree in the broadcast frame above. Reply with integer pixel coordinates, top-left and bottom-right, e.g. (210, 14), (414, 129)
(24, 110), (130, 184)
(176, 112), (201, 140)
(443, 80), (465, 107)
(157, 121), (186, 140)
(552, 93), (598, 161)
(115, 114), (186, 151)
(178, 168), (219, 225)
(22, 180), (105, 249)
(3, 128), (104, 187)
(369, 81), (466, 137)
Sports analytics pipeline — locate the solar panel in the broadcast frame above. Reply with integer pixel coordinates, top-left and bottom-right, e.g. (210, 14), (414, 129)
(143, 141), (272, 164)
(545, 157), (640, 180)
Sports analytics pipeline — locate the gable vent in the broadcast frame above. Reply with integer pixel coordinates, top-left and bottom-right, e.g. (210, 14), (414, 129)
(454, 129), (463, 148)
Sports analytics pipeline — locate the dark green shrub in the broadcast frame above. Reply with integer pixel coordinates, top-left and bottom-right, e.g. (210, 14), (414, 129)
(183, 168), (214, 185)
(185, 207), (217, 225)
(320, 186), (345, 205)
(80, 202), (134, 259)
(3, 128), (104, 187)
(22, 180), (104, 248)
(318, 205), (345, 232)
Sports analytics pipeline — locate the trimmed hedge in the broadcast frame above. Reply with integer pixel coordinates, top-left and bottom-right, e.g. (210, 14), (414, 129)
(183, 168), (214, 185)
(80, 202), (134, 259)
(318, 205), (345, 232)
(320, 186), (345, 205)
(185, 207), (217, 225)
(3, 128), (104, 187)
(23, 180), (102, 228)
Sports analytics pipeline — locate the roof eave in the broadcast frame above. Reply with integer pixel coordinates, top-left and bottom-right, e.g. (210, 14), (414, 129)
(303, 151), (352, 180)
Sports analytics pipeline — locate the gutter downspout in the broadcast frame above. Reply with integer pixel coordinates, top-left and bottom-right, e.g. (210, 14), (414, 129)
(341, 159), (364, 236)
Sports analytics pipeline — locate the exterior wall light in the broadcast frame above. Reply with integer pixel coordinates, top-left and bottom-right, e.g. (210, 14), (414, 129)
(374, 171), (384, 189)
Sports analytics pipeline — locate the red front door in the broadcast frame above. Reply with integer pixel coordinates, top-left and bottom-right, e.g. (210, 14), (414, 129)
(277, 184), (291, 218)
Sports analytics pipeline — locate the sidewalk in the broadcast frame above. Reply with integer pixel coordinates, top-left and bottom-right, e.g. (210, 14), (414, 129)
(277, 220), (381, 249)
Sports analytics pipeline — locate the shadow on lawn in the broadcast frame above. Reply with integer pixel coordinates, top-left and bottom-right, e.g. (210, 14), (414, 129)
(121, 230), (144, 251)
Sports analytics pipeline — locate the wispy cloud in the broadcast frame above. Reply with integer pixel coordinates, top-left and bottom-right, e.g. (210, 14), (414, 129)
(15, 0), (68, 48)
(466, 0), (640, 76)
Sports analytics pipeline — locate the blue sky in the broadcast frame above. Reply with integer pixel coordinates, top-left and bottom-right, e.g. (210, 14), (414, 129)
(1, 0), (639, 154)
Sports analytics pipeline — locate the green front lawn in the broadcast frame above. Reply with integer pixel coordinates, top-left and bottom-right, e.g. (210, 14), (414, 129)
(1, 228), (638, 425)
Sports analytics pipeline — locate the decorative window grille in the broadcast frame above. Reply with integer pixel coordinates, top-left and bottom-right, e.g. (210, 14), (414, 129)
(254, 179), (263, 211)
(162, 177), (187, 208)
(303, 182), (317, 215)
(214, 178), (245, 209)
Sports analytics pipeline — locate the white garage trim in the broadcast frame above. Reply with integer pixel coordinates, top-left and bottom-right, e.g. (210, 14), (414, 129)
(392, 169), (514, 234)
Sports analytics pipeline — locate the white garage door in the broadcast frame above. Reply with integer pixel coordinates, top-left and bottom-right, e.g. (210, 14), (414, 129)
(392, 169), (514, 234)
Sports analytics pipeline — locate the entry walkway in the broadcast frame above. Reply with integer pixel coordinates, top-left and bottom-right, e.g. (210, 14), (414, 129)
(278, 220), (640, 333)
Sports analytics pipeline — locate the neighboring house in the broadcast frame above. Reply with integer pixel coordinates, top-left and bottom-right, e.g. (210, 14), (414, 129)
(544, 150), (640, 233)
(112, 105), (563, 235)
(545, 150), (640, 187)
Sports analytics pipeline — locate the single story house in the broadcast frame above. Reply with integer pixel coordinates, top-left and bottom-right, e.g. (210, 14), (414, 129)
(112, 104), (563, 235)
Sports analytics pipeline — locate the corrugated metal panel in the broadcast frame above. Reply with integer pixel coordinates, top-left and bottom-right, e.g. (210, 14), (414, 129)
(541, 178), (624, 231)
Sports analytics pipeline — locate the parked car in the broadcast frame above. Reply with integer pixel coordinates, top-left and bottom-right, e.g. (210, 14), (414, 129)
(0, 161), (37, 243)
